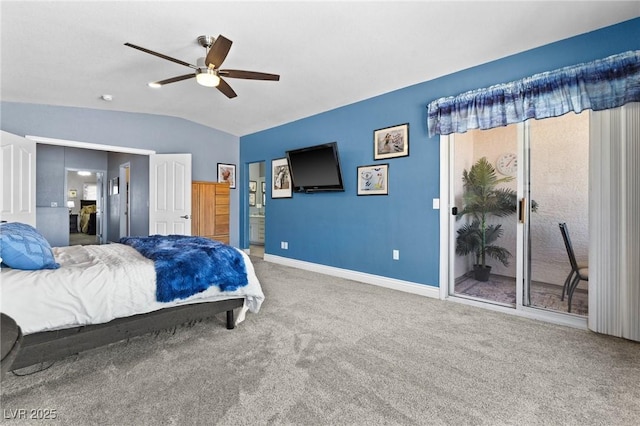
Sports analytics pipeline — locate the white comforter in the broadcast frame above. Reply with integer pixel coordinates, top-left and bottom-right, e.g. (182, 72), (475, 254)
(0, 243), (264, 335)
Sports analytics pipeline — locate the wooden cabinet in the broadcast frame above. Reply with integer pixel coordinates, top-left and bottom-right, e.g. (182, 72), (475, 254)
(192, 181), (230, 244)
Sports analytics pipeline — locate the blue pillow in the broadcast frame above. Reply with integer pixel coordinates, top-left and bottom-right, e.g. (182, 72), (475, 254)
(0, 222), (60, 270)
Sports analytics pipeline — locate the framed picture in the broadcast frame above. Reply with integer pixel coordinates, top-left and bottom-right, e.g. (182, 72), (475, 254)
(357, 164), (389, 196)
(249, 192), (256, 206)
(249, 180), (257, 192)
(68, 189), (77, 198)
(271, 157), (292, 198)
(373, 123), (409, 160)
(217, 163), (236, 189)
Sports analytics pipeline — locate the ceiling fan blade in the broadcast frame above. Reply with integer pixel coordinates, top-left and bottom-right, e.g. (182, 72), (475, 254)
(152, 74), (196, 86)
(205, 35), (232, 68)
(124, 43), (196, 69)
(216, 77), (237, 99)
(219, 69), (280, 81)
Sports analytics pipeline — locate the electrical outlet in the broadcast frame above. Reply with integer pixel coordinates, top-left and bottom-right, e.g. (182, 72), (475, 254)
(281, 241), (289, 249)
(393, 250), (399, 260)
(433, 198), (440, 209)
(51, 201), (58, 207)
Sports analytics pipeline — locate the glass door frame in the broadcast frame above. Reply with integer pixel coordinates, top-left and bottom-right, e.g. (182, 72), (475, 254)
(439, 123), (587, 329)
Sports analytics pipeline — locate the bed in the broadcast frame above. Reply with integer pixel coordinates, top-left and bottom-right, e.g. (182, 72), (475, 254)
(0, 223), (265, 371)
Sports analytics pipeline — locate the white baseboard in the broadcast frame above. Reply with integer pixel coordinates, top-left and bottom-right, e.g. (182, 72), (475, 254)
(263, 254), (440, 299)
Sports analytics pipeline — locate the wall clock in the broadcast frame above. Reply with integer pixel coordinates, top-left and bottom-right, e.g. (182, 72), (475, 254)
(496, 152), (517, 176)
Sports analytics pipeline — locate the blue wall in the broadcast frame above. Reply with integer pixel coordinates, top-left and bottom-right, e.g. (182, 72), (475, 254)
(240, 18), (640, 287)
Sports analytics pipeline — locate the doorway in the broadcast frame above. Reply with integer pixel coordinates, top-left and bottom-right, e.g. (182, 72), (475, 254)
(248, 161), (266, 258)
(446, 113), (589, 318)
(66, 168), (106, 246)
(118, 163), (131, 239)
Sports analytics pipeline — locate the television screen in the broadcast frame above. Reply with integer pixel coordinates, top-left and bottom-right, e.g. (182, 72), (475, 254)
(286, 142), (345, 193)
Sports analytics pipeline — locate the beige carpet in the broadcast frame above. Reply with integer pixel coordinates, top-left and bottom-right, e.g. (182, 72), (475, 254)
(1, 257), (637, 425)
(69, 232), (98, 246)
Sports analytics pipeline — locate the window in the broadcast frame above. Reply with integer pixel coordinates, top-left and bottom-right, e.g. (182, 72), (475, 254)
(83, 183), (97, 200)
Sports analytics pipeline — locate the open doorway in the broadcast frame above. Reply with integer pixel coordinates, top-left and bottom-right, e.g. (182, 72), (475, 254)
(248, 161), (266, 258)
(118, 162), (131, 239)
(66, 168), (106, 246)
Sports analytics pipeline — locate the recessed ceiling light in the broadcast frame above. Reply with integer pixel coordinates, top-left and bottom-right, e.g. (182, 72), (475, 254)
(101, 94), (113, 101)
(77, 171), (92, 176)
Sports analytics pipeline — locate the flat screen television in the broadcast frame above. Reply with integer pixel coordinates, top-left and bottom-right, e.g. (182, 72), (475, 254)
(286, 142), (345, 193)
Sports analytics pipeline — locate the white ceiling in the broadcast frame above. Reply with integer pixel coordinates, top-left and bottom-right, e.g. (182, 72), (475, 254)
(2, 1), (639, 136)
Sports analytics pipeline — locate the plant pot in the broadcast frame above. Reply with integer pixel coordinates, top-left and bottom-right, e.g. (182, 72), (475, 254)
(473, 265), (492, 282)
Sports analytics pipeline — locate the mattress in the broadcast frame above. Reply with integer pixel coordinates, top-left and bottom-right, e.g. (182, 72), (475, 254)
(0, 243), (264, 335)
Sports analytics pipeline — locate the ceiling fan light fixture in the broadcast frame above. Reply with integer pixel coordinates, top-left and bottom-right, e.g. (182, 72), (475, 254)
(125, 34), (279, 99)
(195, 68), (220, 87)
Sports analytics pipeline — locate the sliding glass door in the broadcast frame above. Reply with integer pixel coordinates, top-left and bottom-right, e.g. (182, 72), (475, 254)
(448, 113), (589, 317)
(526, 113), (589, 315)
(450, 126), (519, 307)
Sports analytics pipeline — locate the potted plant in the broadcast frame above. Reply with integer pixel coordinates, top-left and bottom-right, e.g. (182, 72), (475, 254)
(455, 157), (534, 281)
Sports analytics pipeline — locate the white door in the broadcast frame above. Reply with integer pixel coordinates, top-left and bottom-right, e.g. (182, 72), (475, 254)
(1, 131), (36, 226)
(149, 153), (192, 235)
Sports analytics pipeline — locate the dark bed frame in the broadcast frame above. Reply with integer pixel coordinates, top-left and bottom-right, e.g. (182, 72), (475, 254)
(10, 298), (244, 371)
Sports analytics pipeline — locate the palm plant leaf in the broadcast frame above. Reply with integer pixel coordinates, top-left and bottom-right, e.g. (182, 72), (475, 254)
(483, 224), (504, 245)
(455, 220), (482, 259)
(456, 157), (522, 269)
(458, 157), (515, 220)
(456, 156), (539, 271)
(484, 245), (512, 267)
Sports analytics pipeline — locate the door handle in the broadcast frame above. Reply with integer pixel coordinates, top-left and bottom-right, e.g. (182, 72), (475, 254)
(180, 215), (190, 219)
(519, 198), (526, 223)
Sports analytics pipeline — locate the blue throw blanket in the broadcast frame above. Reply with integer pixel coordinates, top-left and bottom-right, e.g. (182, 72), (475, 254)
(120, 235), (248, 303)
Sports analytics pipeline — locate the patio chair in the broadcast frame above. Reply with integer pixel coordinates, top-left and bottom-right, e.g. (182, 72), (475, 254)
(559, 223), (588, 313)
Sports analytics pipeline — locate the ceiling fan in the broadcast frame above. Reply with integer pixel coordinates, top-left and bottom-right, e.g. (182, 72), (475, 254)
(124, 35), (280, 99)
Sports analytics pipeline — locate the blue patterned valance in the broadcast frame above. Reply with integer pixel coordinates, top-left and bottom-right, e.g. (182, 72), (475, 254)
(427, 50), (640, 137)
